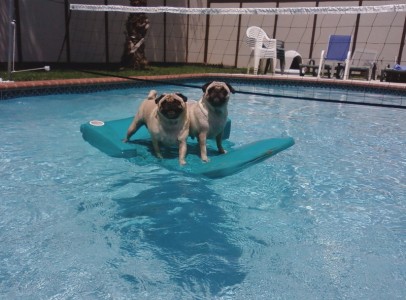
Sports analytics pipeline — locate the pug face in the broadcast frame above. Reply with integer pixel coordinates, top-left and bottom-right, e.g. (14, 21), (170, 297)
(155, 93), (188, 119)
(202, 81), (235, 108)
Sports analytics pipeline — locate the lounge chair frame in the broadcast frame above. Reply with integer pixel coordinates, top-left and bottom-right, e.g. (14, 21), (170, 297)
(345, 49), (378, 81)
(380, 69), (406, 83)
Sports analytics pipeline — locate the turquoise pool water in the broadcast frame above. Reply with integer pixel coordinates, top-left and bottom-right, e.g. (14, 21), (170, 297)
(1, 82), (405, 299)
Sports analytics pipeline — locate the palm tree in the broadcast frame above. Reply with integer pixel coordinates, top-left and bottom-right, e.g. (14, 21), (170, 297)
(121, 0), (149, 69)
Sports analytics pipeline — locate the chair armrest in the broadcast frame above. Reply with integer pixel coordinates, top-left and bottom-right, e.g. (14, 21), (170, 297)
(263, 38), (276, 49)
(343, 51), (351, 80)
(317, 50), (325, 78)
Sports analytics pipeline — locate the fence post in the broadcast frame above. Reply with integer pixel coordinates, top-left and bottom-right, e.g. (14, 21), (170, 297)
(7, 0), (15, 81)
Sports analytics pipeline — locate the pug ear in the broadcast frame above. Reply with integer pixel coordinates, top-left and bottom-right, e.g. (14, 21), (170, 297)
(226, 83), (236, 94)
(202, 81), (213, 92)
(175, 93), (188, 102)
(155, 94), (165, 104)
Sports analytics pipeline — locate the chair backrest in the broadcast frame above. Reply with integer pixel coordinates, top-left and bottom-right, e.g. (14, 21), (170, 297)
(325, 35), (352, 62)
(351, 49), (378, 67)
(245, 26), (269, 49)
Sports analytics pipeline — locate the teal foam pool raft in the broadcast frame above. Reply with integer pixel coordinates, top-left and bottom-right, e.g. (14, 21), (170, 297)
(80, 117), (294, 178)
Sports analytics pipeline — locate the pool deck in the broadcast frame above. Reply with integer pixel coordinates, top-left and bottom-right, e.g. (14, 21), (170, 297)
(0, 73), (405, 100)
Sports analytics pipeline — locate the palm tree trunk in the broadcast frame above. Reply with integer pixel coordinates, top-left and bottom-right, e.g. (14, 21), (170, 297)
(121, 0), (149, 69)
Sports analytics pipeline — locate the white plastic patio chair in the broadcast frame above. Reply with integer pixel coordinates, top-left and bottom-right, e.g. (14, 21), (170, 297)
(245, 26), (277, 75)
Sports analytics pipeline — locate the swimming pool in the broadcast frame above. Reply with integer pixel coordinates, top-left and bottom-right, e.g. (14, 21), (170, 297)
(1, 81), (405, 299)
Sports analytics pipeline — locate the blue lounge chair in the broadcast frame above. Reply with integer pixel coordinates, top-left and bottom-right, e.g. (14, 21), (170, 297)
(299, 35), (352, 78)
(317, 35), (352, 79)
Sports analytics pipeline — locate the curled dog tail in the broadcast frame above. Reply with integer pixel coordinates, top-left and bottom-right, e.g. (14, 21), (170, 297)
(147, 90), (158, 100)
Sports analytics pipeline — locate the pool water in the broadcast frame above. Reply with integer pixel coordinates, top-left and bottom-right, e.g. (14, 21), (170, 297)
(1, 82), (405, 299)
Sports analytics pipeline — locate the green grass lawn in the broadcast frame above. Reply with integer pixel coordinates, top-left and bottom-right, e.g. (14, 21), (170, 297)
(1, 64), (246, 82)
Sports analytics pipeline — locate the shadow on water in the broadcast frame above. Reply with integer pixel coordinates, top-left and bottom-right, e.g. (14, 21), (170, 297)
(128, 139), (235, 163)
(105, 173), (246, 296)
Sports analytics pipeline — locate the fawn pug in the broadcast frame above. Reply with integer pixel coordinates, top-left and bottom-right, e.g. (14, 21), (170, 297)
(188, 81), (235, 162)
(124, 90), (189, 165)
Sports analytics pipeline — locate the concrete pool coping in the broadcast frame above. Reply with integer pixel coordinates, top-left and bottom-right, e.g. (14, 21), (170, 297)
(0, 73), (405, 101)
